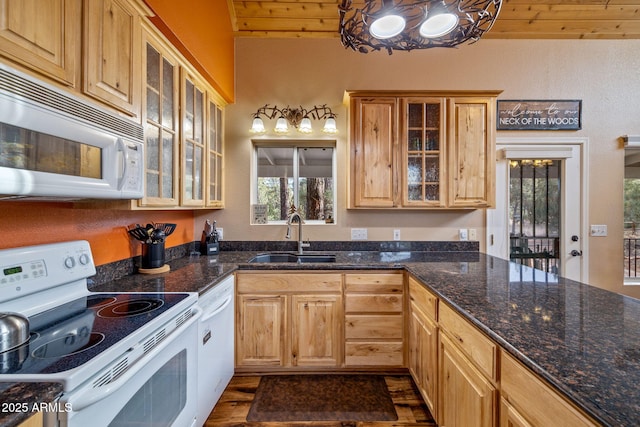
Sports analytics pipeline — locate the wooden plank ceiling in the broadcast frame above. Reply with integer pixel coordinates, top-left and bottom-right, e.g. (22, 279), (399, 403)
(229, 0), (640, 40)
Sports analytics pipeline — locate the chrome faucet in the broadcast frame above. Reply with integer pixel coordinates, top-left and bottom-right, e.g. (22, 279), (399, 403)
(286, 211), (310, 254)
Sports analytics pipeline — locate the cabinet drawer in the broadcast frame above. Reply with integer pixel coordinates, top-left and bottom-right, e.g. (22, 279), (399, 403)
(345, 342), (404, 366)
(237, 273), (342, 293)
(345, 294), (403, 312)
(408, 277), (438, 321)
(345, 314), (403, 339)
(501, 352), (597, 427)
(439, 303), (497, 380)
(344, 273), (403, 293)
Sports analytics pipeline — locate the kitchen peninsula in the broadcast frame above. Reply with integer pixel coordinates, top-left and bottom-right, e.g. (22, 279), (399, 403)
(2, 243), (638, 426)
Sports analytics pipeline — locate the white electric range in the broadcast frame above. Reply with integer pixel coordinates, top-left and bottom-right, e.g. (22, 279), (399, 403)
(0, 240), (200, 427)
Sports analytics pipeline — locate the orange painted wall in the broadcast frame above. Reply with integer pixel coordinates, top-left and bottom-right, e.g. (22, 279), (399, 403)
(144, 0), (235, 102)
(0, 202), (194, 266)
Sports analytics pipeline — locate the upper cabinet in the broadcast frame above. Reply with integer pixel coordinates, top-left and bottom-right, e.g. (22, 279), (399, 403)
(83, 0), (143, 117)
(348, 91), (501, 209)
(0, 0), (227, 210)
(448, 97), (496, 208)
(0, 0), (81, 86)
(139, 25), (180, 207)
(180, 69), (207, 207)
(206, 97), (224, 208)
(139, 23), (226, 209)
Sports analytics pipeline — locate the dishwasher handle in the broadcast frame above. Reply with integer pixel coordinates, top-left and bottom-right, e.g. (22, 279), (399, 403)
(201, 294), (232, 322)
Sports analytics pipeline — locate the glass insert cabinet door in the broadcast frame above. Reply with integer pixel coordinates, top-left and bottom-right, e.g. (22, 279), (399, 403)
(402, 98), (446, 206)
(207, 99), (223, 207)
(181, 70), (206, 207)
(141, 38), (180, 207)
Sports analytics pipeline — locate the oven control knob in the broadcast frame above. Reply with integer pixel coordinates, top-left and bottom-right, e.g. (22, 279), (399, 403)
(78, 253), (90, 265)
(64, 256), (76, 269)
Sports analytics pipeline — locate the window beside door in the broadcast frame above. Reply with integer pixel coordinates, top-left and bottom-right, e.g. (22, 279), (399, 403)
(624, 178), (640, 281)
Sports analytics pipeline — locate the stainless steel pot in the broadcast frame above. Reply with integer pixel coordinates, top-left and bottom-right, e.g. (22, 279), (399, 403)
(0, 312), (29, 353)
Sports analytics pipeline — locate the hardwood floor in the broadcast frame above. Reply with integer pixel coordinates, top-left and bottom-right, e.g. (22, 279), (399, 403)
(204, 375), (437, 427)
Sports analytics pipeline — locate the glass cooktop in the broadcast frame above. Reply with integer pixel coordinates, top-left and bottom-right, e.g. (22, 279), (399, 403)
(0, 292), (191, 376)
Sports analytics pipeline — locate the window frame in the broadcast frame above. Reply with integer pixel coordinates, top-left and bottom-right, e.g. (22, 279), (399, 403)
(251, 139), (337, 225)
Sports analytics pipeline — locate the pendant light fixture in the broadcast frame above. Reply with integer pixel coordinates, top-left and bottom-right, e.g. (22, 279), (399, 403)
(339, 0), (503, 54)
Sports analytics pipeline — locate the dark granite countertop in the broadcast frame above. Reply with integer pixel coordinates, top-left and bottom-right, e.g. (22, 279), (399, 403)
(0, 383), (62, 426)
(2, 246), (638, 426)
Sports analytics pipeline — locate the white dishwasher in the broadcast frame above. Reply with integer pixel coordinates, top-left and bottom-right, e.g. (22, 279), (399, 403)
(196, 274), (235, 426)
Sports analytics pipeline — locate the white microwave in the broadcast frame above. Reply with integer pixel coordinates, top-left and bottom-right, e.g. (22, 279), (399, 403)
(0, 63), (144, 200)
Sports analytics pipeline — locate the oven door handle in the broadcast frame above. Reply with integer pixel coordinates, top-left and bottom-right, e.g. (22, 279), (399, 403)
(67, 306), (202, 411)
(201, 294), (232, 322)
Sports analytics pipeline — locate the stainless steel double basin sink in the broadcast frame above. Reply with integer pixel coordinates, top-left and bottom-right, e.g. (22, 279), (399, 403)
(248, 252), (336, 264)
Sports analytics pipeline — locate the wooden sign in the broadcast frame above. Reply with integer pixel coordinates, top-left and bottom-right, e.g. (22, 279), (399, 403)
(497, 100), (582, 130)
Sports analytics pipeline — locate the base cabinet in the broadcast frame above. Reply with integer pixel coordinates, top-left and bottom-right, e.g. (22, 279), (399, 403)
(409, 304), (438, 418)
(291, 294), (342, 367)
(344, 272), (405, 367)
(500, 352), (598, 427)
(235, 272), (343, 371)
(439, 332), (497, 427)
(408, 277), (439, 420)
(236, 294), (286, 367)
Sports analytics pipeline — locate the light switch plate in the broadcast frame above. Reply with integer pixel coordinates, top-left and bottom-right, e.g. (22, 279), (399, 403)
(468, 228), (477, 241)
(393, 229), (401, 240)
(216, 228), (223, 240)
(351, 228), (368, 240)
(590, 225), (607, 237)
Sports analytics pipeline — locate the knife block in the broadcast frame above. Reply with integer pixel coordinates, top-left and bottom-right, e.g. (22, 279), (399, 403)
(200, 241), (219, 256)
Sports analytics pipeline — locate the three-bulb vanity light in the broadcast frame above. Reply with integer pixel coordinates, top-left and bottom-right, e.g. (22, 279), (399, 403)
(339, 0), (503, 54)
(249, 104), (338, 135)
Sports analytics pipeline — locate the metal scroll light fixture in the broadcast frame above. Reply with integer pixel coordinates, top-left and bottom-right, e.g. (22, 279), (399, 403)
(339, 0), (503, 54)
(250, 104), (338, 135)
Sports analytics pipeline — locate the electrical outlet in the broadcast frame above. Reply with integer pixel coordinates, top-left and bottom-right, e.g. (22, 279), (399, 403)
(590, 225), (607, 237)
(216, 228), (223, 240)
(459, 229), (468, 241)
(393, 229), (401, 241)
(351, 228), (368, 240)
(468, 228), (477, 241)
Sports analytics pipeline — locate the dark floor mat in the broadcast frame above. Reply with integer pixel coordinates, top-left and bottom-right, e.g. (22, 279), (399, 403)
(246, 374), (398, 422)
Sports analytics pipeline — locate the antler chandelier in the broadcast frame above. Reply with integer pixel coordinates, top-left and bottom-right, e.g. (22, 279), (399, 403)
(339, 0), (503, 54)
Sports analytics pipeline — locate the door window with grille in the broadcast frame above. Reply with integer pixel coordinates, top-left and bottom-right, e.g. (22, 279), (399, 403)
(509, 159), (561, 274)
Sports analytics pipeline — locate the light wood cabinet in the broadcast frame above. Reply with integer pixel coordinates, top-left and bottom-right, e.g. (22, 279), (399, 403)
(83, 0), (143, 117)
(206, 97), (224, 207)
(402, 98), (447, 207)
(436, 301), (497, 426)
(0, 0), (80, 86)
(291, 294), (342, 366)
(439, 332), (497, 427)
(180, 69), (207, 207)
(448, 97), (496, 208)
(17, 411), (43, 427)
(139, 25), (180, 207)
(139, 23), (226, 209)
(348, 91), (501, 209)
(344, 272), (405, 367)
(408, 277), (439, 420)
(500, 352), (598, 427)
(236, 272), (343, 371)
(350, 97), (398, 208)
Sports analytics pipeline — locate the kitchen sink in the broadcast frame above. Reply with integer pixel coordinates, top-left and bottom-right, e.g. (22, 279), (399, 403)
(248, 253), (336, 263)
